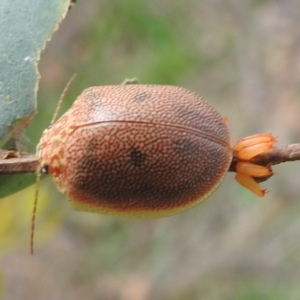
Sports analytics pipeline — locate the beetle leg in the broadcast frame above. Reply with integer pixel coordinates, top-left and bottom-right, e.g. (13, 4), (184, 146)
(234, 133), (276, 196)
(235, 173), (266, 197)
(236, 161), (272, 177)
(234, 133), (276, 160)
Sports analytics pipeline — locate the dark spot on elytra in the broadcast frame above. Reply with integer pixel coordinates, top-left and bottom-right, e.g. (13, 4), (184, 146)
(129, 148), (146, 167)
(172, 139), (199, 156)
(84, 90), (103, 108)
(77, 156), (95, 173)
(86, 138), (99, 153)
(74, 156), (96, 189)
(133, 91), (151, 102)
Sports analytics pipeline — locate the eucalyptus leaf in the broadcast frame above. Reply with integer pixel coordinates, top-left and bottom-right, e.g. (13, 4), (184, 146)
(0, 0), (72, 198)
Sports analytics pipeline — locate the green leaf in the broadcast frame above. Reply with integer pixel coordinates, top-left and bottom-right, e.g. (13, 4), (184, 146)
(0, 0), (71, 147)
(0, 173), (36, 199)
(0, 0), (72, 198)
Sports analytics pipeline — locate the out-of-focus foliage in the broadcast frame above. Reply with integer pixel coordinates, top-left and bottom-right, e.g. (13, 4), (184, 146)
(0, 182), (63, 254)
(1, 0), (300, 299)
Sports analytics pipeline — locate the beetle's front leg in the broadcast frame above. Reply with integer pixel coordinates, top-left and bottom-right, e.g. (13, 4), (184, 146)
(234, 133), (276, 196)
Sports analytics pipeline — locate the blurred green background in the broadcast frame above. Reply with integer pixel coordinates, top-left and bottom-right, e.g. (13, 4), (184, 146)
(1, 0), (300, 299)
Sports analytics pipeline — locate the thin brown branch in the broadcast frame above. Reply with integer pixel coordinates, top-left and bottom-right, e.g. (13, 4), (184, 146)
(229, 144), (300, 172)
(252, 144), (300, 165)
(229, 143), (300, 183)
(0, 154), (38, 174)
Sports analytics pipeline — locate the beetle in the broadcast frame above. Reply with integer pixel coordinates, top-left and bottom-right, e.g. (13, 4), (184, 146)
(36, 84), (274, 218)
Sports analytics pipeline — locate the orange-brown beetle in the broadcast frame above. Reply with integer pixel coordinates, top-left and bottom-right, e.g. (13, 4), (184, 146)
(37, 84), (234, 218)
(32, 83), (275, 253)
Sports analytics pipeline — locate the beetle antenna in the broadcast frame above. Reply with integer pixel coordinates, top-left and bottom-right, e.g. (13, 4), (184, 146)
(31, 74), (77, 254)
(31, 164), (42, 255)
(50, 73), (77, 125)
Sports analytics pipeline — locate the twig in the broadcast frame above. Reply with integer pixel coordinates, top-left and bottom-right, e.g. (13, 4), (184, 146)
(0, 154), (38, 174)
(228, 143), (300, 183)
(229, 144), (300, 171)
